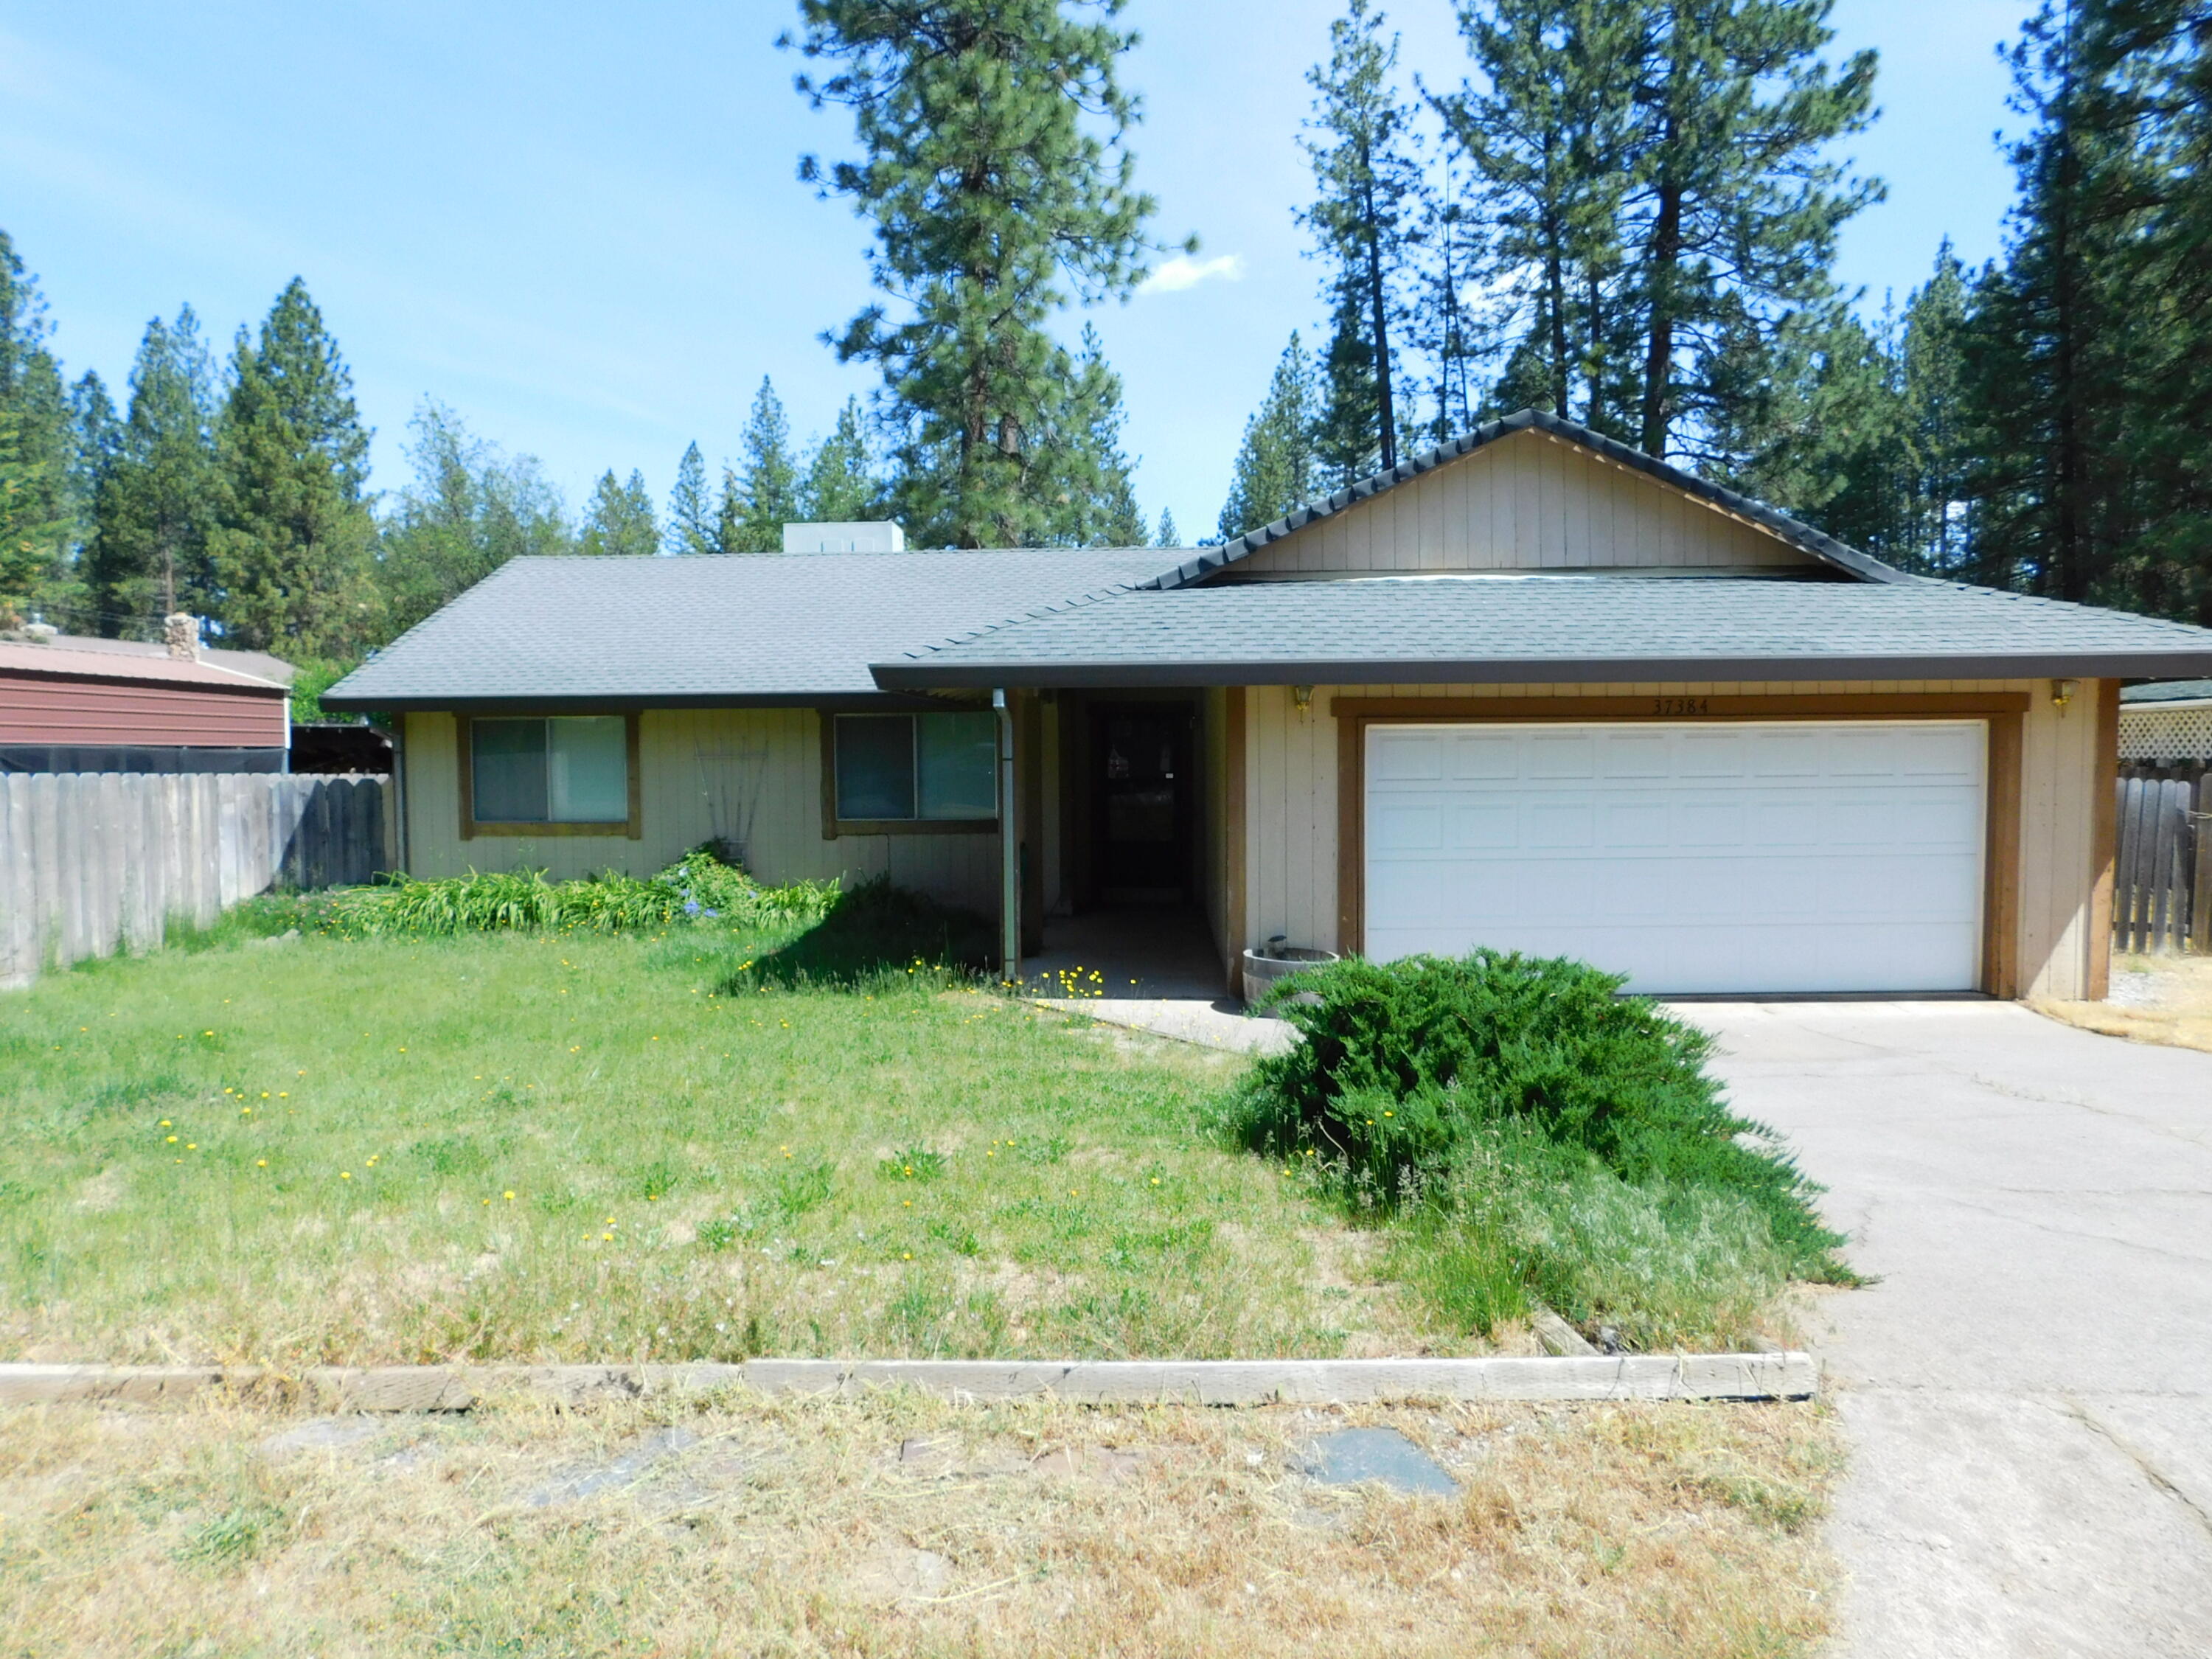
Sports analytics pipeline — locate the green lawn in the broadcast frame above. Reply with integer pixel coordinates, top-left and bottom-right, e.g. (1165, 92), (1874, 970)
(0, 922), (1456, 1366)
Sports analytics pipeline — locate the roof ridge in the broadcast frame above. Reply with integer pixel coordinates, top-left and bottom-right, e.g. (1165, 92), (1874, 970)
(1156, 408), (1908, 589)
(895, 578), (1158, 661)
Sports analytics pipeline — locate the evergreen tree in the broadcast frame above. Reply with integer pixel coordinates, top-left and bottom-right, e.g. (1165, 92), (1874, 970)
(580, 470), (661, 557)
(1155, 507), (1180, 547)
(667, 442), (717, 554)
(1301, 0), (1422, 482)
(377, 400), (575, 636)
(802, 396), (878, 522)
(0, 230), (72, 616)
(1432, 0), (1641, 436)
(1218, 333), (1321, 540)
(714, 464), (745, 556)
(1614, 0), (1881, 462)
(1032, 324), (1148, 546)
(1896, 243), (1978, 574)
(786, 0), (1173, 546)
(1406, 161), (1483, 442)
(86, 308), (221, 634)
(733, 378), (800, 551)
(209, 279), (381, 655)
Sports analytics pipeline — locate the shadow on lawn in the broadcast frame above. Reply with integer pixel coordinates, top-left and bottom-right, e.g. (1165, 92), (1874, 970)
(721, 879), (995, 991)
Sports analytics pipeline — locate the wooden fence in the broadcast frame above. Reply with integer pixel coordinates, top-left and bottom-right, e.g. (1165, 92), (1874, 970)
(2115, 762), (2210, 955)
(0, 772), (389, 988)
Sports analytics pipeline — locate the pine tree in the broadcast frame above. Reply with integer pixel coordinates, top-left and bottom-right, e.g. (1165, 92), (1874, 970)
(714, 465), (744, 556)
(732, 378), (800, 552)
(786, 0), (1172, 546)
(1155, 507), (1180, 547)
(802, 397), (878, 522)
(376, 400), (575, 636)
(1218, 333), (1321, 540)
(1301, 0), (1422, 482)
(1896, 243), (1977, 574)
(86, 308), (222, 635)
(0, 230), (72, 616)
(1615, 1), (1881, 461)
(208, 279), (381, 655)
(1032, 325), (1147, 546)
(667, 442), (717, 554)
(580, 470), (661, 557)
(1432, 0), (1641, 436)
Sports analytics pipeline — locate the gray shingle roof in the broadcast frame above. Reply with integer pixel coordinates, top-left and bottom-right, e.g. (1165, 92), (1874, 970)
(869, 576), (2212, 689)
(2121, 678), (2212, 703)
(1143, 408), (1909, 590)
(321, 548), (1186, 710)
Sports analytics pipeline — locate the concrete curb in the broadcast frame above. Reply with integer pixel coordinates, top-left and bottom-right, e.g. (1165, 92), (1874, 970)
(0, 1353), (1815, 1411)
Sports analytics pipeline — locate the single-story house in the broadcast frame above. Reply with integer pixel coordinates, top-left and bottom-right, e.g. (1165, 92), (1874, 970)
(0, 620), (293, 774)
(2119, 680), (2212, 763)
(324, 409), (2212, 1001)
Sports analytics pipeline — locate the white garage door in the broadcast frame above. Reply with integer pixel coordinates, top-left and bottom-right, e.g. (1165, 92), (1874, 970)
(1364, 721), (1987, 994)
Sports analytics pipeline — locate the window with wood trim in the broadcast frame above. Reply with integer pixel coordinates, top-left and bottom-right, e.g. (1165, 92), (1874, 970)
(832, 712), (996, 826)
(465, 714), (639, 835)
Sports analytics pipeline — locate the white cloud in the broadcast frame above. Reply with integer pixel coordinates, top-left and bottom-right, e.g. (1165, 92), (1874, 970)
(1138, 252), (1245, 294)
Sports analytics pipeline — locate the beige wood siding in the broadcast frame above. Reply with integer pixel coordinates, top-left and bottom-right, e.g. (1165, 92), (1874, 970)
(1233, 428), (1819, 576)
(399, 708), (1000, 912)
(1232, 679), (2108, 1000)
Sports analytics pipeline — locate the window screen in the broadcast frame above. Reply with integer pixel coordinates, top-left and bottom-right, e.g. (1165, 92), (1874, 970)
(835, 712), (998, 821)
(471, 717), (628, 824)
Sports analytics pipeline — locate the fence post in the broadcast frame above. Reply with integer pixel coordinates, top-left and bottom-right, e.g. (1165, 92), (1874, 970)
(2195, 770), (2212, 953)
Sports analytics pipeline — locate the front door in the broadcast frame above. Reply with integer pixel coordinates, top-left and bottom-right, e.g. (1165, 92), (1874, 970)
(1095, 706), (1192, 904)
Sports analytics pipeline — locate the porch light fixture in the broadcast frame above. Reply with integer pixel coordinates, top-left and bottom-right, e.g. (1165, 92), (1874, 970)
(2051, 678), (2079, 712)
(1293, 685), (1314, 719)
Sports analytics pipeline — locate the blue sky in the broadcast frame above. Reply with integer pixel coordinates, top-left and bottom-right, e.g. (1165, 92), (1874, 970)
(1, 0), (2029, 543)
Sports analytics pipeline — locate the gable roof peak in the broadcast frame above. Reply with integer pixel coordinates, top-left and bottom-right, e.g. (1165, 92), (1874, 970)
(1151, 407), (1907, 590)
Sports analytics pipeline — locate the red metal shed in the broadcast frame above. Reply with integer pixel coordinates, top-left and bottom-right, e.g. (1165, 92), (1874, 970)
(0, 635), (293, 773)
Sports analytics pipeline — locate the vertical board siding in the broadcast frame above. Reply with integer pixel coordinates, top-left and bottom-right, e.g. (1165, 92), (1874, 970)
(0, 772), (391, 988)
(1237, 678), (2104, 998)
(401, 707), (1001, 916)
(1234, 430), (1819, 577)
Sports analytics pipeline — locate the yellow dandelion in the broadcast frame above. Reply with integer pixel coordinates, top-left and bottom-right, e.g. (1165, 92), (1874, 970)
(166, 1135), (178, 1144)
(504, 1192), (515, 1201)
(257, 1160), (268, 1168)
(341, 1171), (352, 1180)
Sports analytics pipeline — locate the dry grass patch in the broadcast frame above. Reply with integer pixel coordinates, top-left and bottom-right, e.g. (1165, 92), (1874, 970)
(0, 1388), (1840, 1657)
(2035, 953), (2212, 1054)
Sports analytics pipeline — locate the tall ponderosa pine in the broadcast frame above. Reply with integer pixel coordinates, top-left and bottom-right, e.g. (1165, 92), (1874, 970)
(0, 230), (72, 615)
(787, 0), (1171, 546)
(803, 396), (878, 522)
(86, 309), (222, 633)
(1896, 244), (1978, 575)
(377, 400), (574, 636)
(1964, 0), (2212, 619)
(1301, 0), (1422, 481)
(667, 442), (717, 554)
(581, 470), (661, 557)
(209, 279), (380, 655)
(1433, 0), (1641, 435)
(732, 378), (800, 551)
(1032, 324), (1148, 546)
(1154, 507), (1180, 547)
(1218, 333), (1321, 540)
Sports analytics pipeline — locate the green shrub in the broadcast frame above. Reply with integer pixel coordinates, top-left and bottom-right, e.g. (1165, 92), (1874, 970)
(1219, 951), (1851, 1338)
(322, 847), (838, 939)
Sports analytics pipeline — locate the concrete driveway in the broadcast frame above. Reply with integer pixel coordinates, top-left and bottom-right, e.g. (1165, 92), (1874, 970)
(1683, 1001), (2212, 1658)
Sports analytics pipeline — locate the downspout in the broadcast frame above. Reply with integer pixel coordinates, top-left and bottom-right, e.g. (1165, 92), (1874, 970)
(995, 689), (1019, 984)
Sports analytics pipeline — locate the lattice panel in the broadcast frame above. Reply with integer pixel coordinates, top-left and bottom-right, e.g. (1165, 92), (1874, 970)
(2120, 707), (2212, 761)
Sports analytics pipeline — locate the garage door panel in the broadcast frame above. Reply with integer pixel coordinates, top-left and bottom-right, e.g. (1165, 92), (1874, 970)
(1365, 720), (1986, 994)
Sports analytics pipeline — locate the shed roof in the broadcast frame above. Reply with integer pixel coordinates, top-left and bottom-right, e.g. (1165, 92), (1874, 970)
(2121, 678), (2212, 704)
(320, 547), (1186, 711)
(869, 575), (2212, 689)
(0, 639), (290, 696)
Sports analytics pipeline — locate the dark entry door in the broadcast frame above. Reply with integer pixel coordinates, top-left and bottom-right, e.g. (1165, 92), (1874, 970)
(1095, 706), (1192, 903)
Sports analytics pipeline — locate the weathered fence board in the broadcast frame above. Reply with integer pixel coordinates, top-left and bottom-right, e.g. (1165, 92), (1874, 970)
(0, 772), (389, 988)
(2114, 762), (2208, 955)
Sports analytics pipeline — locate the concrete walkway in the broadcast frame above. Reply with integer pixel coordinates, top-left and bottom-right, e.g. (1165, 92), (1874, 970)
(1683, 1001), (2212, 1659)
(1020, 910), (1295, 1056)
